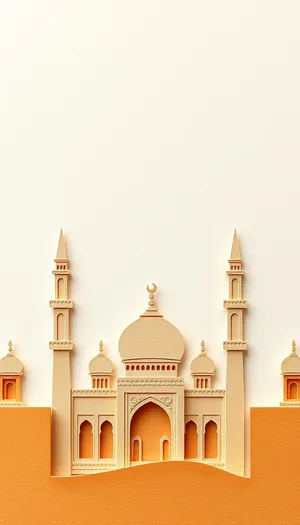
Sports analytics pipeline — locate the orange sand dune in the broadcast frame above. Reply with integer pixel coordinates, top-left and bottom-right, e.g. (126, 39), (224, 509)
(0, 407), (299, 525)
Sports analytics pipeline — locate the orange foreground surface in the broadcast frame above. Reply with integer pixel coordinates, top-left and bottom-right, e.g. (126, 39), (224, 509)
(0, 407), (299, 525)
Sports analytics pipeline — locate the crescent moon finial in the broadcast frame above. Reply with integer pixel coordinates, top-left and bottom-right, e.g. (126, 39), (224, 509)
(147, 283), (157, 294)
(145, 283), (158, 311)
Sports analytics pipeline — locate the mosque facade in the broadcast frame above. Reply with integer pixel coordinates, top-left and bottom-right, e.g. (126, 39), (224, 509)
(0, 230), (299, 478)
(51, 229), (246, 477)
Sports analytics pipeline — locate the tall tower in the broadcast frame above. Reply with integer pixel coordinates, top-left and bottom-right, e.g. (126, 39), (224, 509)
(223, 230), (247, 476)
(49, 230), (74, 476)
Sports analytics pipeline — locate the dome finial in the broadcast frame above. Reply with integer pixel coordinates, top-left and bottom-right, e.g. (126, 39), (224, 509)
(200, 340), (206, 354)
(99, 340), (104, 353)
(291, 339), (297, 356)
(8, 340), (13, 354)
(145, 283), (158, 311)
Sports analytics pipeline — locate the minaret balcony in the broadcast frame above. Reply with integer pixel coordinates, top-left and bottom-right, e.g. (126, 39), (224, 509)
(49, 340), (74, 351)
(223, 299), (247, 309)
(223, 341), (247, 351)
(49, 300), (74, 309)
(52, 269), (71, 276)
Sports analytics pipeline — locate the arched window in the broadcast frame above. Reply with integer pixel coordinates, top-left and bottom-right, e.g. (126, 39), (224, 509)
(56, 313), (65, 340)
(79, 421), (93, 459)
(230, 313), (239, 340)
(126, 365), (129, 370)
(290, 382), (298, 400)
(141, 365), (145, 370)
(172, 365), (176, 371)
(185, 421), (198, 459)
(204, 420), (218, 459)
(105, 378), (108, 388)
(167, 365), (170, 371)
(100, 421), (113, 459)
(57, 278), (65, 299)
(162, 439), (169, 461)
(151, 365), (155, 370)
(96, 378), (100, 388)
(132, 437), (141, 462)
(4, 381), (16, 400)
(196, 378), (200, 388)
(162, 365), (165, 371)
(204, 378), (208, 388)
(231, 278), (239, 299)
(131, 365), (135, 371)
(146, 365), (150, 370)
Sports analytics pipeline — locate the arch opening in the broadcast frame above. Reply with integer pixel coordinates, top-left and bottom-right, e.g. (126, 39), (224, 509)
(57, 313), (65, 340)
(100, 421), (113, 459)
(130, 401), (171, 462)
(230, 313), (239, 340)
(185, 420), (198, 459)
(204, 420), (218, 459)
(79, 420), (93, 459)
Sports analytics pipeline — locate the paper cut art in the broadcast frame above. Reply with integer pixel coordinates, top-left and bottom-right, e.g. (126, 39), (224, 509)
(1, 229), (300, 525)
(46, 229), (247, 477)
(2, 228), (297, 486)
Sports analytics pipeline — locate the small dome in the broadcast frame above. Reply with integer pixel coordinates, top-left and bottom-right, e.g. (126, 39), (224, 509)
(190, 341), (215, 375)
(281, 341), (300, 374)
(0, 341), (23, 375)
(89, 341), (114, 375)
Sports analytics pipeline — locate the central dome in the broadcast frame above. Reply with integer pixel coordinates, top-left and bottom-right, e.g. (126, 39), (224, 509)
(118, 284), (185, 362)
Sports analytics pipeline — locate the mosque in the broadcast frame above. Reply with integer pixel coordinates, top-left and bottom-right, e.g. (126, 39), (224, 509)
(0, 230), (298, 478)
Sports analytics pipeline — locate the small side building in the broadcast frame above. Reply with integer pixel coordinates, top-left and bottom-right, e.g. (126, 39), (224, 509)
(281, 340), (300, 405)
(0, 341), (24, 406)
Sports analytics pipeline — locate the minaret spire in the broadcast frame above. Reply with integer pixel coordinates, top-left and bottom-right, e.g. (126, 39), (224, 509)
(49, 230), (74, 476)
(230, 229), (241, 261)
(56, 229), (68, 260)
(224, 229), (247, 477)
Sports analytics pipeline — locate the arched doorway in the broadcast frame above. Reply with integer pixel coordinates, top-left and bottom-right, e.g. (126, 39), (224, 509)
(130, 401), (171, 462)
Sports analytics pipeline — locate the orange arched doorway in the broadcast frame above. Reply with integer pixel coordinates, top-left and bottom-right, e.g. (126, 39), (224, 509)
(130, 402), (171, 462)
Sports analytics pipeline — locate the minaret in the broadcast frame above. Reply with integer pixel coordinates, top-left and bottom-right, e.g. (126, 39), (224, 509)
(223, 230), (247, 476)
(49, 230), (74, 476)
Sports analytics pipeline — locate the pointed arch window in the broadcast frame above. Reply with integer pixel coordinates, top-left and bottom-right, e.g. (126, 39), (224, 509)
(79, 420), (93, 459)
(204, 420), (218, 459)
(99, 421), (113, 459)
(185, 420), (198, 459)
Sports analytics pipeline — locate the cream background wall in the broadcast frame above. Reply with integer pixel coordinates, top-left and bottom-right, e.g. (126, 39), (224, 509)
(0, 1), (299, 421)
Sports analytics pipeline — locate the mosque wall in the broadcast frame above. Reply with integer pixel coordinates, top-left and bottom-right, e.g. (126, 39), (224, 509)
(184, 393), (225, 463)
(72, 392), (117, 474)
